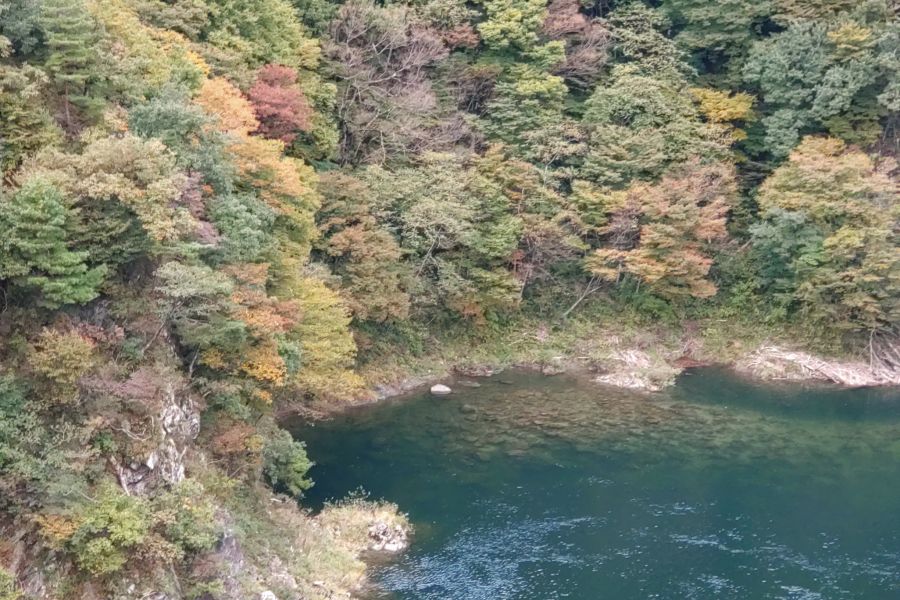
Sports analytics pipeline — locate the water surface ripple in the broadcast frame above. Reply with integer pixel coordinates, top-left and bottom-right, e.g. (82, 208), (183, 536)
(293, 369), (900, 599)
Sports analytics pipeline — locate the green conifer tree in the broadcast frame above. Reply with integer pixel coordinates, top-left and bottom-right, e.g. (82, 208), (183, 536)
(0, 179), (106, 308)
(39, 0), (104, 129)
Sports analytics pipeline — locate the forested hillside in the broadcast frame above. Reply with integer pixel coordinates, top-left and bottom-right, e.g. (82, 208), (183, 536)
(0, 0), (897, 597)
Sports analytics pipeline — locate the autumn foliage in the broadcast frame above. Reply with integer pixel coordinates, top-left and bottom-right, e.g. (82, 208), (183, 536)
(0, 0), (898, 594)
(588, 161), (737, 301)
(248, 64), (314, 144)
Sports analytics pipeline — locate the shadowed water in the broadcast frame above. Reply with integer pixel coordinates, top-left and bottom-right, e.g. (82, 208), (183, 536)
(292, 368), (900, 599)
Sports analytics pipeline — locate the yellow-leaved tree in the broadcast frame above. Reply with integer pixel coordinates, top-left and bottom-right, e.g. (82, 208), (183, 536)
(195, 77), (361, 404)
(588, 160), (737, 301)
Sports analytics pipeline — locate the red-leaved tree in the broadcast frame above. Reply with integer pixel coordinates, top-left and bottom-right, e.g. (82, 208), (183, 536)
(248, 64), (313, 144)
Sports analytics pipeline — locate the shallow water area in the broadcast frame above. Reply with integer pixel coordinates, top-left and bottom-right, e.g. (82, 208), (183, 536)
(292, 369), (900, 599)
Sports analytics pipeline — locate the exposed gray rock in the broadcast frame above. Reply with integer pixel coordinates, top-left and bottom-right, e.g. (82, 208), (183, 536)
(113, 383), (200, 495)
(372, 375), (441, 400)
(212, 530), (246, 599)
(367, 521), (409, 552)
(430, 384), (452, 395)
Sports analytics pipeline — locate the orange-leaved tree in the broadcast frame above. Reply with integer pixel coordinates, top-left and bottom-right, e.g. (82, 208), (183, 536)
(587, 160), (737, 301)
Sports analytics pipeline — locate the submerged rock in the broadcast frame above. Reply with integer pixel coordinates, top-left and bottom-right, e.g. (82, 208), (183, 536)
(430, 384), (452, 395)
(539, 356), (567, 375)
(541, 363), (567, 376)
(455, 364), (503, 377)
(594, 372), (663, 392)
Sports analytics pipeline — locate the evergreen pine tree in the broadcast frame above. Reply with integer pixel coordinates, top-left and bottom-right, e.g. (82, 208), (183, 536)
(39, 0), (104, 129)
(0, 179), (106, 308)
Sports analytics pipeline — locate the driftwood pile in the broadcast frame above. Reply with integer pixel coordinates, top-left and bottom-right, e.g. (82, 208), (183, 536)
(738, 332), (900, 387)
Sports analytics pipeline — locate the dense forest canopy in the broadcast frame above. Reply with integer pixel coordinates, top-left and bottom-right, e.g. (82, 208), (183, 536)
(0, 0), (897, 597)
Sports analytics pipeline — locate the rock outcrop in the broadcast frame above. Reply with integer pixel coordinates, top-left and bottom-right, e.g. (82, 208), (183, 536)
(112, 382), (200, 495)
(367, 521), (409, 552)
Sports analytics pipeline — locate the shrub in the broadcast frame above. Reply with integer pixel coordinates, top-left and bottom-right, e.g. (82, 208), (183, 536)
(28, 328), (96, 406)
(153, 480), (221, 554)
(0, 568), (20, 600)
(0, 375), (59, 502)
(68, 487), (151, 575)
(262, 429), (313, 498)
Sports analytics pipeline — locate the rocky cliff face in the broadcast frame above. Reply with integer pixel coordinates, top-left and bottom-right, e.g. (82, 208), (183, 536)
(111, 383), (200, 496)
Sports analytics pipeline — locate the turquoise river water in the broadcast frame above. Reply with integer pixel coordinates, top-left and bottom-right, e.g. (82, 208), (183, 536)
(292, 369), (900, 599)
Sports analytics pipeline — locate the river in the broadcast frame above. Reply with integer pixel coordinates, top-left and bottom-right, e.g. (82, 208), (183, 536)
(292, 368), (900, 599)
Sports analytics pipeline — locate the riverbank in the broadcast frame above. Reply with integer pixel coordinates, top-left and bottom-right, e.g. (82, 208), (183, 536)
(206, 492), (411, 600)
(0, 481), (410, 600)
(268, 314), (898, 598)
(345, 312), (900, 409)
